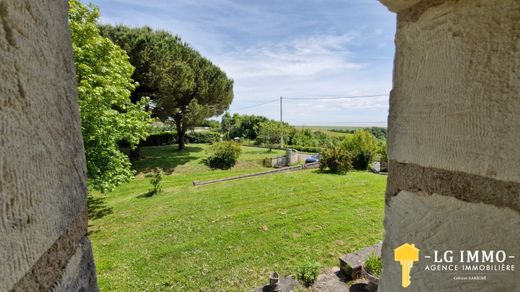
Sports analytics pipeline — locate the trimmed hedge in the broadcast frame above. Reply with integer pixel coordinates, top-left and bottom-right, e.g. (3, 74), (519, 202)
(120, 131), (221, 148)
(187, 131), (221, 144)
(141, 132), (177, 146)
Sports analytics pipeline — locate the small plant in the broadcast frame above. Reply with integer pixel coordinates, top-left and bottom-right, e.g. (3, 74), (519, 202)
(149, 168), (163, 196)
(364, 253), (383, 278)
(319, 144), (352, 174)
(204, 141), (242, 169)
(296, 261), (320, 287)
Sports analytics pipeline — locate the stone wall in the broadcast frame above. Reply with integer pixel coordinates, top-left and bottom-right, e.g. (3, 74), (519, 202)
(379, 0), (520, 291)
(0, 1), (97, 291)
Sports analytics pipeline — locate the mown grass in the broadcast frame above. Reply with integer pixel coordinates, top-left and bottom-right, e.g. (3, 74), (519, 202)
(88, 144), (386, 291)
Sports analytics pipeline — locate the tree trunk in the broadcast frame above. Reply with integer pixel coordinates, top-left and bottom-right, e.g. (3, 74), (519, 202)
(174, 114), (187, 152)
(177, 131), (186, 151)
(129, 144), (143, 160)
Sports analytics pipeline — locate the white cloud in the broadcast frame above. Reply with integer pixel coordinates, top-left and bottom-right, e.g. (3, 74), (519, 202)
(91, 0), (394, 126)
(217, 33), (362, 79)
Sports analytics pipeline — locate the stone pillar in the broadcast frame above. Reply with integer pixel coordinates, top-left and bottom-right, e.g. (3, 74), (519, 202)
(0, 1), (98, 291)
(378, 0), (520, 291)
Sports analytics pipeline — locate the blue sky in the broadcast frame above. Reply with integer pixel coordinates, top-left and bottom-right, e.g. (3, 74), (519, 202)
(88, 0), (396, 126)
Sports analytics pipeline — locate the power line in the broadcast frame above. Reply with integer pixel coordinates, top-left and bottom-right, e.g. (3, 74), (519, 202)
(232, 98), (278, 111)
(283, 94), (388, 100)
(298, 122), (387, 125)
(231, 94), (389, 110)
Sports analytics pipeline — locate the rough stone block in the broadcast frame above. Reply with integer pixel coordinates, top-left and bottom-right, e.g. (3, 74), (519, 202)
(339, 242), (382, 280)
(0, 1), (95, 290)
(387, 0), (520, 182)
(379, 191), (520, 291)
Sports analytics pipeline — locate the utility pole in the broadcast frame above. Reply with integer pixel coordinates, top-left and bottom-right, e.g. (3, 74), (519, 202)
(280, 96), (284, 148)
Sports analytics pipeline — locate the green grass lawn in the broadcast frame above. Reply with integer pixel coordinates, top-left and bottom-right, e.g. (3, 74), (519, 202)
(88, 144), (386, 291)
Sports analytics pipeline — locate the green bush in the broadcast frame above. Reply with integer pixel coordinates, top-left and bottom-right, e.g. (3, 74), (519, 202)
(319, 145), (352, 174)
(204, 141), (242, 169)
(364, 253), (382, 277)
(187, 131), (221, 143)
(343, 130), (378, 170)
(296, 261), (320, 287)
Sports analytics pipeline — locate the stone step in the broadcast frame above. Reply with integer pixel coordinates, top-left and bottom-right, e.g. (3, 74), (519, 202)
(339, 242), (382, 280)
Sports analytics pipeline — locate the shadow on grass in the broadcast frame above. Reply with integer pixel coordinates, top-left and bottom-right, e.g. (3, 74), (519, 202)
(130, 145), (204, 174)
(87, 195), (113, 220)
(136, 191), (155, 199)
(311, 169), (349, 175)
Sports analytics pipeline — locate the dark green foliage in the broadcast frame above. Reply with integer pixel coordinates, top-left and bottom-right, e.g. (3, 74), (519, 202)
(289, 129), (340, 150)
(364, 253), (382, 277)
(136, 131), (220, 147)
(99, 25), (163, 104)
(319, 144), (352, 174)
(148, 168), (163, 196)
(100, 24), (233, 151)
(201, 119), (220, 130)
(296, 261), (320, 287)
(187, 131), (221, 144)
(351, 152), (371, 170)
(343, 130), (378, 170)
(204, 141), (242, 169)
(141, 132), (177, 146)
(329, 128), (356, 134)
(220, 112), (269, 140)
(365, 127), (387, 140)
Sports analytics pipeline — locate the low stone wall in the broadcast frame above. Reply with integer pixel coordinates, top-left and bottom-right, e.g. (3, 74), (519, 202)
(266, 149), (317, 168)
(193, 162), (320, 186)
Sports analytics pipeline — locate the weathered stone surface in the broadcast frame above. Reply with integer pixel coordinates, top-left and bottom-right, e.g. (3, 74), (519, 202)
(53, 237), (98, 292)
(12, 210), (88, 291)
(380, 0), (520, 291)
(386, 161), (520, 213)
(339, 242), (382, 280)
(380, 191), (520, 291)
(0, 1), (96, 291)
(250, 275), (301, 292)
(312, 267), (350, 292)
(388, 0), (520, 183)
(379, 0), (422, 13)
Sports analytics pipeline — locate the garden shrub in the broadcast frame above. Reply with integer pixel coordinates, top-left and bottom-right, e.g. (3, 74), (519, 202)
(296, 261), (320, 287)
(204, 141), (242, 169)
(319, 144), (352, 174)
(364, 252), (383, 277)
(343, 130), (378, 170)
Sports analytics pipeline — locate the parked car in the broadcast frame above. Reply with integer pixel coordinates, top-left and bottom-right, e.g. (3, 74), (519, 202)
(305, 154), (320, 164)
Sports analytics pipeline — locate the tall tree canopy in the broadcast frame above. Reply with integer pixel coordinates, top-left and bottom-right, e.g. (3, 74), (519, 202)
(100, 25), (234, 151)
(69, 0), (152, 192)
